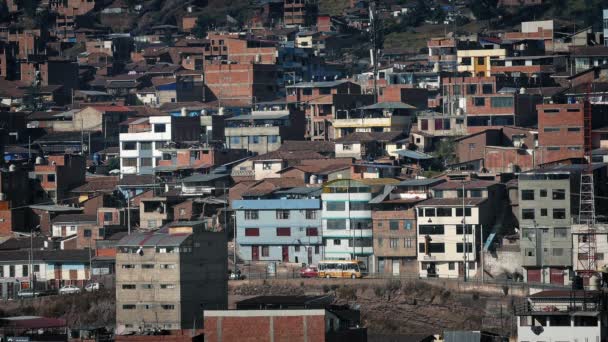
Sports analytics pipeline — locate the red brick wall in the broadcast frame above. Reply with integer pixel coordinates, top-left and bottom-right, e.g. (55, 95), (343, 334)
(537, 103), (586, 163)
(203, 315), (325, 342)
(484, 147), (534, 173)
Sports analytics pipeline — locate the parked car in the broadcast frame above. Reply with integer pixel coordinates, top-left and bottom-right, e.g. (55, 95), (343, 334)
(300, 265), (319, 278)
(59, 285), (81, 295)
(85, 282), (102, 292)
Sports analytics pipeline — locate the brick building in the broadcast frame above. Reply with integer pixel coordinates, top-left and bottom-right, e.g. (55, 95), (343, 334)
(204, 63), (279, 103)
(32, 154), (86, 204)
(284, 0), (318, 27)
(537, 103), (586, 164)
(0, 166), (30, 236)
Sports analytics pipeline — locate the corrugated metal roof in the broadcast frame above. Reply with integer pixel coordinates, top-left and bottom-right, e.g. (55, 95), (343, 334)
(226, 113), (289, 121)
(117, 231), (191, 247)
(181, 173), (229, 183)
(274, 187), (322, 196)
(233, 199), (320, 210)
(396, 179), (444, 187)
(394, 149), (434, 160)
(358, 102), (416, 110)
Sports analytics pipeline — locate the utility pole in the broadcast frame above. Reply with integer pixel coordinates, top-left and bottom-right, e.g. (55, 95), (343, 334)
(481, 224), (484, 283)
(462, 181), (467, 282)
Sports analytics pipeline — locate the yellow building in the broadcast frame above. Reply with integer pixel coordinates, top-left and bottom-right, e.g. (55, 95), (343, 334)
(457, 49), (506, 77)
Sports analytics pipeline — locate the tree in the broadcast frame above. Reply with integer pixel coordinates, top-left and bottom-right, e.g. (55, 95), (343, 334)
(16, 0), (39, 18)
(432, 138), (458, 169)
(469, 0), (500, 21)
(192, 14), (216, 39)
(22, 84), (44, 111)
(0, 0), (9, 22)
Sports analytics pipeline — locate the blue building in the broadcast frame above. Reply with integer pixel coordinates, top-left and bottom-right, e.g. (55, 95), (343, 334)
(233, 187), (323, 265)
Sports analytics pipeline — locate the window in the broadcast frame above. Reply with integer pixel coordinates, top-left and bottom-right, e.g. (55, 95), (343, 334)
(262, 162), (273, 170)
(378, 238), (383, 247)
(83, 229), (92, 237)
(261, 246), (269, 257)
(33, 265), (39, 272)
(544, 127), (560, 133)
(568, 146), (582, 151)
(122, 284), (136, 289)
(161, 305), (175, 310)
(140, 142), (152, 150)
(103, 212), (113, 222)
(244, 210), (259, 220)
(305, 210), (317, 219)
(160, 284), (176, 289)
(540, 208), (547, 216)
(456, 225), (473, 234)
(230, 136), (241, 144)
(351, 219), (372, 229)
(315, 246), (320, 254)
(404, 238), (413, 248)
(276, 210), (290, 219)
(540, 189), (547, 197)
(453, 85), (461, 96)
(141, 264), (154, 269)
(389, 220), (399, 230)
(521, 190), (534, 201)
(597, 253), (605, 260)
(154, 124), (166, 133)
(419, 225), (444, 235)
(482, 84), (493, 94)
(437, 208), (452, 217)
(424, 208), (436, 217)
(552, 248), (564, 257)
(418, 208), (424, 217)
(122, 158), (137, 167)
(568, 127), (581, 132)
(121, 264), (136, 269)
(160, 264), (176, 269)
(276, 227), (291, 236)
(461, 57), (471, 65)
(326, 202), (346, 211)
(249, 136), (260, 144)
(470, 190), (482, 197)
(306, 227), (318, 236)
(456, 243), (473, 253)
(333, 239), (341, 245)
(473, 97), (485, 106)
(491, 97), (514, 108)
(554, 228), (568, 238)
(477, 57), (485, 65)
(294, 245), (300, 252)
(303, 88), (312, 95)
(47, 174), (55, 182)
(547, 146), (560, 151)
(268, 135), (279, 144)
(141, 284), (153, 289)
(326, 219), (347, 230)
(468, 262), (476, 270)
(389, 238), (399, 249)
(122, 142), (136, 150)
(342, 144), (352, 150)
(467, 84), (477, 94)
(420, 119), (428, 131)
(552, 190), (565, 200)
(434, 190), (443, 198)
(553, 209), (566, 219)
(9, 265), (14, 277)
(455, 208), (472, 217)
(245, 228), (259, 236)
(350, 202), (370, 211)
(522, 209), (535, 220)
(418, 243), (445, 253)
(448, 262), (455, 270)
(22, 265), (28, 277)
(122, 305), (136, 310)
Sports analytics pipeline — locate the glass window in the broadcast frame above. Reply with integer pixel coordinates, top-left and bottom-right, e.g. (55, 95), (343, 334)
(141, 264), (154, 269)
(249, 136), (260, 144)
(276, 210), (290, 219)
(83, 229), (92, 237)
(456, 243), (473, 253)
(326, 219), (347, 230)
(474, 97), (485, 106)
(419, 243), (445, 253)
(306, 227), (318, 236)
(389, 238), (399, 249)
(333, 239), (341, 245)
(477, 57), (485, 65)
(261, 246), (269, 257)
(568, 127), (581, 132)
(305, 210), (317, 219)
(437, 208), (452, 216)
(467, 84), (477, 95)
(424, 208), (436, 217)
(455, 208), (472, 217)
(554, 228), (568, 238)
(154, 124), (166, 133)
(521, 190), (534, 201)
(482, 84), (493, 94)
(140, 158), (153, 167)
(140, 142), (152, 150)
(404, 220), (413, 230)
(552, 189), (565, 200)
(122, 158), (137, 167)
(469, 190), (482, 197)
(389, 220), (399, 230)
(522, 209), (535, 220)
(276, 227), (290, 236)
(268, 135), (280, 143)
(553, 209), (566, 219)
(540, 189), (547, 197)
(230, 136), (241, 144)
(122, 284), (136, 289)
(47, 174), (55, 182)
(244, 210), (259, 220)
(123, 305), (136, 310)
(418, 208), (424, 217)
(491, 97), (514, 108)
(350, 202), (370, 211)
(540, 208), (547, 216)
(419, 225), (444, 235)
(326, 202), (345, 211)
(456, 225), (473, 234)
(122, 142), (136, 150)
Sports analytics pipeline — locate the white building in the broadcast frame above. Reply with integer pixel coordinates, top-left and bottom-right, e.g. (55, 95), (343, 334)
(516, 290), (608, 342)
(321, 178), (399, 269)
(414, 181), (503, 279)
(604, 9), (608, 46)
(119, 116), (173, 175)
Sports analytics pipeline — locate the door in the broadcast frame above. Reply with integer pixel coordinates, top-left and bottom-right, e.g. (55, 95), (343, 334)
(282, 246), (289, 262)
(307, 247), (312, 265)
(527, 268), (542, 283)
(550, 268), (564, 285)
(251, 246), (259, 261)
(392, 260), (400, 276)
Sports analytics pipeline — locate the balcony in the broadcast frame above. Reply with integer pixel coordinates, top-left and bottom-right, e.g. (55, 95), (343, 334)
(181, 186), (214, 196)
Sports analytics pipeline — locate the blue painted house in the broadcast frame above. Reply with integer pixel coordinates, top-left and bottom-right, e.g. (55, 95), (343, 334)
(233, 187), (322, 265)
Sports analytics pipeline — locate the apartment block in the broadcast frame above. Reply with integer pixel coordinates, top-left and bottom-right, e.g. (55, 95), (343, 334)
(456, 49), (506, 77)
(32, 154), (86, 204)
(321, 178), (399, 269)
(119, 116), (200, 175)
(284, 0), (318, 27)
(115, 222), (227, 333)
(333, 102), (415, 139)
(204, 63), (279, 103)
(415, 181), (504, 279)
(537, 103), (586, 164)
(233, 187), (323, 264)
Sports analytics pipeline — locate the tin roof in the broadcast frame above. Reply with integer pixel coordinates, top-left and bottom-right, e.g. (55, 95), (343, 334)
(117, 231), (191, 247)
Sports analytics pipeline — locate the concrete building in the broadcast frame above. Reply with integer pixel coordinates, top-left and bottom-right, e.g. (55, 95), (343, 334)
(32, 154), (86, 204)
(456, 49), (506, 77)
(225, 104), (306, 155)
(332, 102), (415, 139)
(321, 178), (400, 269)
(515, 290), (608, 342)
(415, 181), (504, 279)
(370, 179), (444, 276)
(518, 170), (577, 285)
(50, 214), (101, 250)
(428, 37), (457, 71)
(233, 187), (323, 265)
(115, 221), (227, 333)
(119, 116), (201, 175)
(284, 0), (318, 27)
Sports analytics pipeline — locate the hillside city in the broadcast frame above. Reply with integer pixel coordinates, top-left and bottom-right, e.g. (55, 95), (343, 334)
(2, 0), (608, 341)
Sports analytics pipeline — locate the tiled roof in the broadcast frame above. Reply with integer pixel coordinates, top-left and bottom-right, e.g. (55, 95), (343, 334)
(70, 176), (119, 193)
(118, 175), (157, 186)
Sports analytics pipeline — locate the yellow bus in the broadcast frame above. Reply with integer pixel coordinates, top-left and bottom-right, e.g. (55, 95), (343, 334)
(317, 260), (366, 279)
